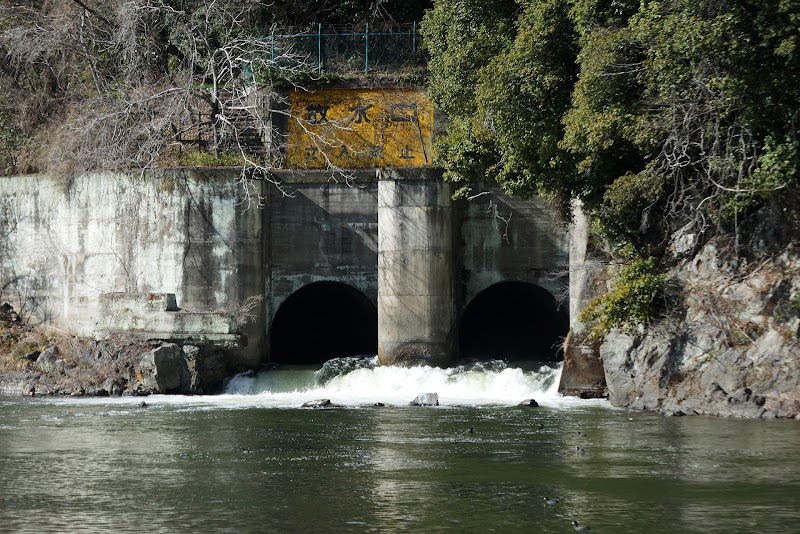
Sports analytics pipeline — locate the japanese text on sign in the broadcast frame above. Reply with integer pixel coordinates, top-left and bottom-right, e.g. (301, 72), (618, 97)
(287, 88), (433, 169)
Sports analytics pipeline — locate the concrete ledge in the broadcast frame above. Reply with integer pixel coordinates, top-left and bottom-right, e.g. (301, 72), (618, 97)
(95, 293), (240, 348)
(142, 333), (247, 350)
(269, 169), (377, 184)
(377, 167), (444, 182)
(99, 292), (179, 313)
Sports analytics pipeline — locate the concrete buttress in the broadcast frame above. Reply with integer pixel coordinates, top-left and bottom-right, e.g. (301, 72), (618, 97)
(377, 168), (456, 367)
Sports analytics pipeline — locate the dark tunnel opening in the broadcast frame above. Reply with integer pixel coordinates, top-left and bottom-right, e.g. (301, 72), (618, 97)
(458, 281), (569, 362)
(270, 281), (378, 365)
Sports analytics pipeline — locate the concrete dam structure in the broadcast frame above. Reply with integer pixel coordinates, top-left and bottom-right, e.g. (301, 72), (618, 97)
(0, 87), (596, 386)
(0, 167), (570, 370)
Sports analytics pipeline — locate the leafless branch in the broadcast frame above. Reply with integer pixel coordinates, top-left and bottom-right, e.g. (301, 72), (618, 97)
(0, 0), (355, 209)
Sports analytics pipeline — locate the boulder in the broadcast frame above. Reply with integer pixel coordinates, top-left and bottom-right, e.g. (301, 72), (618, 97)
(518, 399), (539, 407)
(301, 399), (335, 408)
(36, 346), (63, 374)
(122, 387), (149, 397)
(409, 392), (439, 406)
(0, 371), (39, 396)
(184, 345), (227, 394)
(103, 377), (127, 397)
(137, 343), (190, 394)
(0, 302), (20, 322)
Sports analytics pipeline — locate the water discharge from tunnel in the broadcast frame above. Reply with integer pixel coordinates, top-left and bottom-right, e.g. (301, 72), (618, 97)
(223, 357), (569, 407)
(458, 281), (569, 363)
(270, 281), (378, 365)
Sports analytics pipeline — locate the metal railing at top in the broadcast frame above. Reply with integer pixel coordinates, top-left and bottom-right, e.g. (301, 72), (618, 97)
(263, 22), (423, 74)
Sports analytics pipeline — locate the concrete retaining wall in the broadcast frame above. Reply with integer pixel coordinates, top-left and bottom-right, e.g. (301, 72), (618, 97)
(0, 169), (265, 368)
(457, 182), (570, 304)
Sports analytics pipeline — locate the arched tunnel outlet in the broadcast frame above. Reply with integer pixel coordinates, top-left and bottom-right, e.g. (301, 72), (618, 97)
(458, 281), (569, 363)
(270, 281), (378, 365)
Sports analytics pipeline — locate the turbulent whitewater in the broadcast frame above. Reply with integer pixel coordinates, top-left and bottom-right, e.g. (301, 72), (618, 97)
(42, 357), (611, 409)
(218, 357), (598, 408)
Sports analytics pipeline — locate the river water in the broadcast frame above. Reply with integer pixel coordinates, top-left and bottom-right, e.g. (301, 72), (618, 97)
(1, 358), (799, 533)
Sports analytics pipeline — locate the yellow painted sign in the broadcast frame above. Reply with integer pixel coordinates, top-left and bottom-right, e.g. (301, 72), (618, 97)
(287, 88), (433, 169)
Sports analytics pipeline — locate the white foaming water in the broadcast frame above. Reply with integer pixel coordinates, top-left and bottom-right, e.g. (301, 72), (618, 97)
(217, 358), (605, 409)
(43, 358), (611, 410)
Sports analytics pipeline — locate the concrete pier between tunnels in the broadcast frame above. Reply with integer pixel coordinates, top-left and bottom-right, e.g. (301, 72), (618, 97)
(377, 168), (457, 367)
(264, 167), (572, 369)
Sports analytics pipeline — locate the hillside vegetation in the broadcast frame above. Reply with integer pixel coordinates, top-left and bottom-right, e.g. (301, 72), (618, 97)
(0, 0), (429, 177)
(421, 0), (799, 333)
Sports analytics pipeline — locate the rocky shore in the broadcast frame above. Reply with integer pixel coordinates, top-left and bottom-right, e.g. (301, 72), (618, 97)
(597, 201), (800, 419)
(0, 304), (230, 397)
(601, 240), (800, 419)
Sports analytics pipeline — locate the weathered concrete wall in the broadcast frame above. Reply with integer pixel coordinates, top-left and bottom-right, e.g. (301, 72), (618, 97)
(1, 167), (575, 371)
(265, 170), (379, 337)
(558, 201), (608, 397)
(454, 183), (571, 363)
(0, 169), (265, 368)
(457, 182), (570, 305)
(377, 167), (456, 367)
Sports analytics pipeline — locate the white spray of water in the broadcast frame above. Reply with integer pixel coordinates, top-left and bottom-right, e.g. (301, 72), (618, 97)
(219, 358), (599, 408)
(43, 358), (610, 410)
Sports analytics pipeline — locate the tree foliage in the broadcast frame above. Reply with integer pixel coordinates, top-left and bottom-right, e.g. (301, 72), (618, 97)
(422, 0), (800, 250)
(578, 255), (667, 338)
(423, 0), (799, 333)
(421, 0), (580, 209)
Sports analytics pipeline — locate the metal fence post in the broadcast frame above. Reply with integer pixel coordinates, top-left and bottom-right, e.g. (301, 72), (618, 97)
(412, 21), (416, 57)
(318, 23), (322, 73)
(365, 22), (369, 73)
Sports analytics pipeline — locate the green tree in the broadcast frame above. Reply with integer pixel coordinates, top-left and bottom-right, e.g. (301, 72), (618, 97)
(423, 0), (799, 331)
(421, 0), (579, 211)
(424, 0), (800, 248)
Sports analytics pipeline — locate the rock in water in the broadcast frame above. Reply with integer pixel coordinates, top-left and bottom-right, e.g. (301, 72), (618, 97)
(184, 345), (228, 394)
(409, 393), (439, 406)
(301, 399), (333, 408)
(103, 377), (126, 397)
(137, 343), (191, 394)
(518, 398), (539, 407)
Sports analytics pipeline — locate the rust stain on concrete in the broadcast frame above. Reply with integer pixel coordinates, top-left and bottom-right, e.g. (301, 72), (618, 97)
(287, 88), (433, 169)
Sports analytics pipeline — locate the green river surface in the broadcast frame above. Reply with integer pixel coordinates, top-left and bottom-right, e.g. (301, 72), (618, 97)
(1, 360), (799, 533)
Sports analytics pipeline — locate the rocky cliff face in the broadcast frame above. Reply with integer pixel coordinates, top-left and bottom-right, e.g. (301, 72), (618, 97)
(600, 205), (800, 418)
